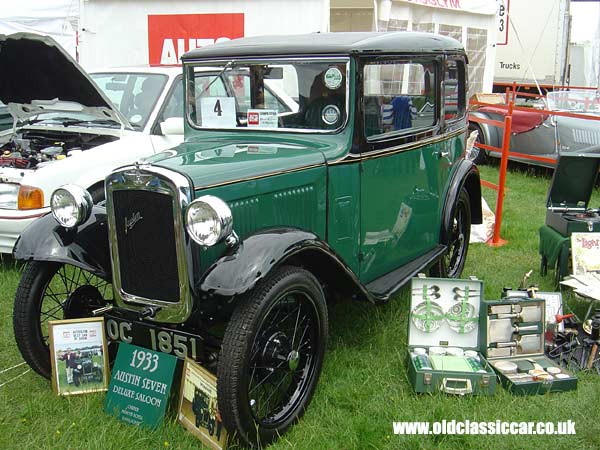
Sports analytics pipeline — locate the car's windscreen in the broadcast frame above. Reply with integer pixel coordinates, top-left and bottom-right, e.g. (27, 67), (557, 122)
(186, 59), (348, 132)
(547, 90), (600, 114)
(91, 73), (168, 130)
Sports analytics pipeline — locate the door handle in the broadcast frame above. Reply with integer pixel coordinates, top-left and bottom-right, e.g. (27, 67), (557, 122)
(437, 151), (449, 159)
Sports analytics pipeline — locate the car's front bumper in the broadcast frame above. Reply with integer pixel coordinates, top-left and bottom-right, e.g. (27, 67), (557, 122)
(0, 208), (49, 254)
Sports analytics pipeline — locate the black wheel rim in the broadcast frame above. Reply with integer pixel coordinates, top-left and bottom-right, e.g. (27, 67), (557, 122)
(245, 290), (321, 426)
(38, 265), (113, 345)
(445, 200), (467, 277)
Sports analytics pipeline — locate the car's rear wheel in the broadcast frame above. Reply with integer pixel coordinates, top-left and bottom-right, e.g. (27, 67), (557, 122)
(13, 261), (112, 378)
(217, 266), (328, 447)
(432, 189), (471, 279)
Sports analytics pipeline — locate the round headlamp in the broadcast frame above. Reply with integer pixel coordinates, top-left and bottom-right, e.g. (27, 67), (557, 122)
(186, 195), (233, 247)
(50, 184), (93, 228)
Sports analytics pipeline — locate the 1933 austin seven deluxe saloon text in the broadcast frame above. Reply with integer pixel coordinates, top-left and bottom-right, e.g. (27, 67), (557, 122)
(12, 32), (481, 446)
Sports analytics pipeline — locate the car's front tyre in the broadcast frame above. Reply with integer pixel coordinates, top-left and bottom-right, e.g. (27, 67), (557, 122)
(217, 265), (328, 447)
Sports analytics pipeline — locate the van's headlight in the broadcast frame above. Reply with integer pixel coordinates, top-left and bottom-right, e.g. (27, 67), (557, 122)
(50, 184), (93, 228)
(186, 195), (233, 246)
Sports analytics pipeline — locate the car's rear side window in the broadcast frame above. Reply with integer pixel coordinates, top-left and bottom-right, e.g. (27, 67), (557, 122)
(443, 59), (466, 123)
(363, 60), (437, 139)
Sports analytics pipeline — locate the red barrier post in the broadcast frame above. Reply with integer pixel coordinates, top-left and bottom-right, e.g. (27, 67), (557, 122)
(488, 101), (513, 247)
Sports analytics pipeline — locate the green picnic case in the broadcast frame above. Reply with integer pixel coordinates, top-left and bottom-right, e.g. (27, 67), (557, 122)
(481, 297), (577, 395)
(407, 275), (497, 395)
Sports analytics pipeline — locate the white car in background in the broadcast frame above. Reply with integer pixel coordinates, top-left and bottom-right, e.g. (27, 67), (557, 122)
(0, 33), (190, 253)
(1, 33), (297, 253)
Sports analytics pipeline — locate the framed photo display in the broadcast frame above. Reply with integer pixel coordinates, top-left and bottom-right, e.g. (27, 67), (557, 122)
(571, 233), (600, 275)
(178, 358), (228, 450)
(48, 317), (109, 396)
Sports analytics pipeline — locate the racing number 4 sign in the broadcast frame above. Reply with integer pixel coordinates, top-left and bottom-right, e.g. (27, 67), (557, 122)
(148, 13), (244, 65)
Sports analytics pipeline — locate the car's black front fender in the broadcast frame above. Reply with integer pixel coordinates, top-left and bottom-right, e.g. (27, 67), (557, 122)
(199, 227), (372, 300)
(13, 206), (111, 279)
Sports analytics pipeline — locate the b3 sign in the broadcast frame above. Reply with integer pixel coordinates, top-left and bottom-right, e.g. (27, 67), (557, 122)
(148, 13), (244, 65)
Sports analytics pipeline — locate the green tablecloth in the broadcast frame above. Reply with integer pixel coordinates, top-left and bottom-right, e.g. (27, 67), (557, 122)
(539, 225), (571, 280)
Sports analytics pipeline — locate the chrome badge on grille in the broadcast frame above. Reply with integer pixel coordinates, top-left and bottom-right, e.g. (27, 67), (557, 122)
(124, 211), (143, 234)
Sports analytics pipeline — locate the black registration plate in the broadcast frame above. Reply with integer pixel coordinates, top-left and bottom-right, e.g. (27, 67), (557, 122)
(105, 316), (202, 360)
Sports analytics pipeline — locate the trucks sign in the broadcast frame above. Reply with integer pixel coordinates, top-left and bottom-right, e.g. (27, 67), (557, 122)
(148, 13), (244, 66)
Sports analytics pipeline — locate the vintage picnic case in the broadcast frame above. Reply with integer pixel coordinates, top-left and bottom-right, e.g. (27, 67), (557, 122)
(407, 275), (497, 395)
(481, 297), (577, 395)
(545, 151), (600, 236)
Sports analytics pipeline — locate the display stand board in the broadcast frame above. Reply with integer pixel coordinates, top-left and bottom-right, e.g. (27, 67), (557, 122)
(104, 343), (177, 428)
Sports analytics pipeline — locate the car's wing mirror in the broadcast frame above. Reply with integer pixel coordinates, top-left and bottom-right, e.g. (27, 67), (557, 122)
(160, 117), (184, 135)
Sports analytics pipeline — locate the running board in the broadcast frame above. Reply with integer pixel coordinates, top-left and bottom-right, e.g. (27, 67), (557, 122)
(366, 245), (447, 302)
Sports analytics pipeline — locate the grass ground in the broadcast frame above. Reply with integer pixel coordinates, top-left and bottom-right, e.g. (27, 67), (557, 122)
(1, 163), (600, 449)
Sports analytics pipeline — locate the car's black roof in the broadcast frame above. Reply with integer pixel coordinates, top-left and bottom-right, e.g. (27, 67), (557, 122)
(182, 32), (464, 60)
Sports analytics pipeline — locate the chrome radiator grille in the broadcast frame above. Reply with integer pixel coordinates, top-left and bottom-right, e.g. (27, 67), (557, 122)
(112, 189), (179, 303)
(106, 164), (194, 323)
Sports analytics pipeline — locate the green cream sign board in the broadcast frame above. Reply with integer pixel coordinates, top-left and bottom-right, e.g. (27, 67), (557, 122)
(105, 343), (177, 427)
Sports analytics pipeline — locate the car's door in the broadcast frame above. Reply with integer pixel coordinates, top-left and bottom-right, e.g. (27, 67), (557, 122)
(359, 56), (443, 283)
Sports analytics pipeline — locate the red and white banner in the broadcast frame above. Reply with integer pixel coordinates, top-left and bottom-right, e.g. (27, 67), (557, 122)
(148, 13), (244, 66)
(399, 0), (497, 15)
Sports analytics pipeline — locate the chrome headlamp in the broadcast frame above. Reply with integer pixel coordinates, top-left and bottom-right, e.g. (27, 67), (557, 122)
(50, 184), (93, 228)
(186, 195), (233, 247)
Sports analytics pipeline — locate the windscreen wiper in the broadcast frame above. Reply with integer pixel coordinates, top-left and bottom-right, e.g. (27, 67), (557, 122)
(200, 60), (234, 95)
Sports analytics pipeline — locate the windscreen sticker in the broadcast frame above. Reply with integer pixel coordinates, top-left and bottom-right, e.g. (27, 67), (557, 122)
(247, 109), (278, 128)
(324, 67), (343, 90)
(200, 97), (236, 128)
(321, 104), (341, 125)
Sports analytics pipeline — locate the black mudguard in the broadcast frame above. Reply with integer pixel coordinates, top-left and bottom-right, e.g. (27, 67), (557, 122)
(200, 227), (370, 299)
(12, 206), (111, 278)
(440, 159), (483, 244)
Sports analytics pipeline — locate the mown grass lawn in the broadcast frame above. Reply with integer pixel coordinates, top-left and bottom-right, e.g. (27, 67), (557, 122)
(1, 163), (600, 450)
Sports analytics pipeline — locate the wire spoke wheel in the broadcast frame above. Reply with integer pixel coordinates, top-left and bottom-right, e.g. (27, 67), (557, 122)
(445, 206), (466, 276)
(432, 188), (471, 279)
(218, 266), (328, 447)
(247, 291), (318, 425)
(13, 261), (113, 378)
(39, 264), (113, 344)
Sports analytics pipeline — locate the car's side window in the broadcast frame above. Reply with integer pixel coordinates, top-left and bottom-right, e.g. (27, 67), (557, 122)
(161, 79), (184, 120)
(443, 59), (466, 122)
(363, 60), (437, 139)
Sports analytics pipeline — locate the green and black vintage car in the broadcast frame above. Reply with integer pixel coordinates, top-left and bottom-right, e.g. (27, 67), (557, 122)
(13, 32), (481, 446)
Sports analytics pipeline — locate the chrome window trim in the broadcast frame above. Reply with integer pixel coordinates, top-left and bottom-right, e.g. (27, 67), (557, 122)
(106, 164), (194, 323)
